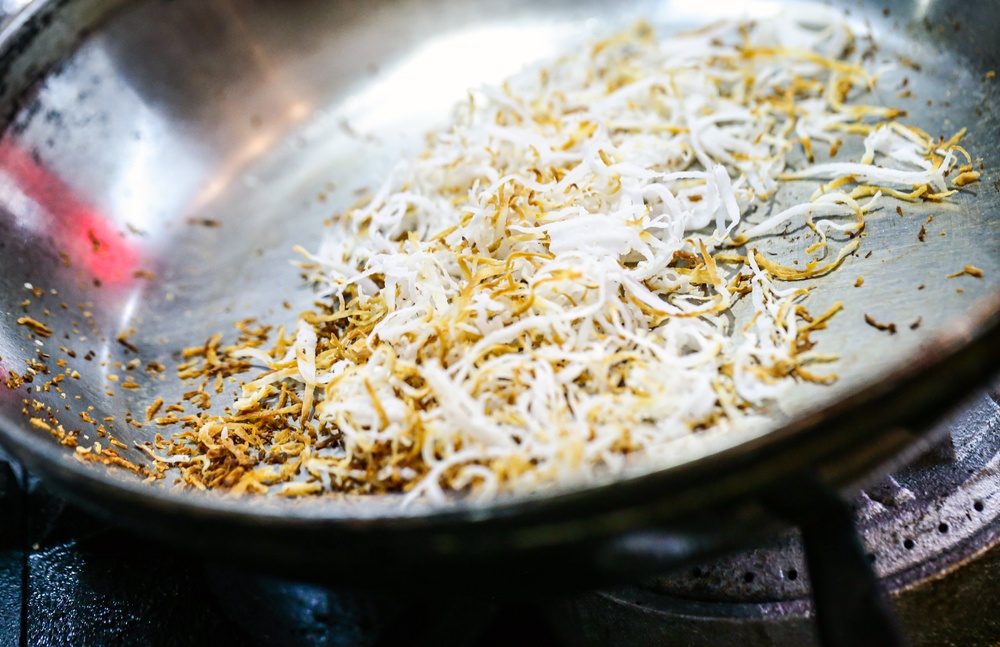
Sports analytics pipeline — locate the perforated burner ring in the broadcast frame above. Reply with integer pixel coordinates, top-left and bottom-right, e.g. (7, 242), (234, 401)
(550, 386), (1000, 647)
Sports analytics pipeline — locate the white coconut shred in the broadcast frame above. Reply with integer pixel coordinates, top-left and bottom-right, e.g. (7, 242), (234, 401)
(156, 10), (978, 502)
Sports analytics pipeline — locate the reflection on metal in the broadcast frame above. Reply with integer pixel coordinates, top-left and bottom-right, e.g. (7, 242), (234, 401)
(914, 0), (934, 21)
(0, 0), (34, 27)
(346, 25), (561, 135)
(188, 99), (314, 212)
(0, 138), (141, 284)
(0, 162), (43, 231)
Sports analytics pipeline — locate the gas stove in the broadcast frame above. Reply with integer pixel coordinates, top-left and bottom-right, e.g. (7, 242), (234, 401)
(552, 383), (1000, 646)
(2, 382), (999, 646)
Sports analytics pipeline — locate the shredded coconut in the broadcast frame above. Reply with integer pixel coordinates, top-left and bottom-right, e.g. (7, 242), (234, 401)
(155, 12), (977, 502)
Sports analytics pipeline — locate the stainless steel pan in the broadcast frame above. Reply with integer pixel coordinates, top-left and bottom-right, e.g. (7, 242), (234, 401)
(0, 0), (998, 605)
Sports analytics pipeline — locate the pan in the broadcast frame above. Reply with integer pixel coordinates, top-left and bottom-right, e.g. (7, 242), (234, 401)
(0, 0), (998, 605)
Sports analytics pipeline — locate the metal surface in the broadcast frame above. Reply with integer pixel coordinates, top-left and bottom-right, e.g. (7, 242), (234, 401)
(0, 0), (998, 584)
(551, 387), (1000, 646)
(0, 0), (32, 28)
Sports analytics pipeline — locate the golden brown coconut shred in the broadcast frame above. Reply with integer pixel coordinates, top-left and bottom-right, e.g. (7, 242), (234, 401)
(139, 14), (980, 503)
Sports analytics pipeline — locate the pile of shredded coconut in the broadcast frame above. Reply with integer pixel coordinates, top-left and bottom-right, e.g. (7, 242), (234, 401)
(151, 10), (978, 502)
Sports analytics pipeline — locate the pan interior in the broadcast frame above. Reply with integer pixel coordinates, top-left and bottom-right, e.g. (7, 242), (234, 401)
(0, 0), (997, 517)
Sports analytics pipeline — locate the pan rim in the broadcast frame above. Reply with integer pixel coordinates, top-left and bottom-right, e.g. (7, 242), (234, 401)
(1, 0), (999, 535)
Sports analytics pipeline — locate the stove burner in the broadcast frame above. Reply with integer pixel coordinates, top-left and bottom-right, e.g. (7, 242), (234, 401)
(549, 386), (1000, 646)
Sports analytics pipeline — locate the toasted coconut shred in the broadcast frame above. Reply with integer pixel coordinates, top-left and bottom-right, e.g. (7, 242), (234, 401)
(152, 12), (977, 503)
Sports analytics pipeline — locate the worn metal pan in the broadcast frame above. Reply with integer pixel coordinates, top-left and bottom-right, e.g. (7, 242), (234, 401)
(0, 0), (998, 597)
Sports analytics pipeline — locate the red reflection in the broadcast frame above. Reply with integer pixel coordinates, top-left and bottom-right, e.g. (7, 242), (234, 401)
(0, 363), (20, 406)
(0, 138), (139, 285)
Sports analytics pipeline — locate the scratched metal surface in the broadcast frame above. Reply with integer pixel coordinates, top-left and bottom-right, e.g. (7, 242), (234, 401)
(0, 0), (996, 534)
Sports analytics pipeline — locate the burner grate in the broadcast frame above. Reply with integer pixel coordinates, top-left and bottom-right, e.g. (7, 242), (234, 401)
(551, 385), (1000, 647)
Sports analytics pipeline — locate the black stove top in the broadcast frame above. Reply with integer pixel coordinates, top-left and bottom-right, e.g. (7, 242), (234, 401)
(0, 450), (560, 647)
